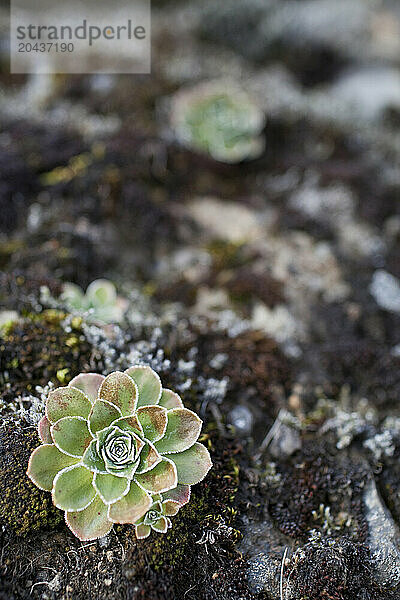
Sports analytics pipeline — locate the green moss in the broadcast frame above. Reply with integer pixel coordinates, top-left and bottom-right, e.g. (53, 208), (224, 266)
(0, 310), (95, 402)
(141, 433), (241, 571)
(0, 424), (62, 536)
(0, 239), (24, 270)
(0, 310), (99, 536)
(206, 240), (246, 272)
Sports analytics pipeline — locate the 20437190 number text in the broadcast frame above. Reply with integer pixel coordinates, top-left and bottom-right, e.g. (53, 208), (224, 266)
(18, 42), (74, 52)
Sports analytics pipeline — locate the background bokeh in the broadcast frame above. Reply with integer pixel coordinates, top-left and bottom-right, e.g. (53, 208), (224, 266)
(1, 1), (400, 599)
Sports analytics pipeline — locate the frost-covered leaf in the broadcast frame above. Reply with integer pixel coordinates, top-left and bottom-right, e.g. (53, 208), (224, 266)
(137, 405), (167, 442)
(168, 443), (212, 485)
(68, 373), (105, 403)
(38, 415), (52, 444)
(93, 472), (130, 504)
(135, 458), (177, 493)
(159, 388), (184, 410)
(27, 444), (80, 491)
(65, 495), (112, 541)
(136, 442), (162, 474)
(163, 484), (191, 507)
(161, 484), (191, 516)
(152, 516), (169, 533)
(154, 408), (202, 454)
(46, 386), (91, 423)
(112, 415), (143, 436)
(99, 371), (137, 416)
(51, 416), (93, 457)
(105, 460), (140, 480)
(108, 482), (152, 524)
(125, 365), (162, 407)
(52, 465), (96, 511)
(162, 500), (180, 516)
(89, 399), (121, 435)
(135, 523), (151, 539)
(82, 439), (107, 473)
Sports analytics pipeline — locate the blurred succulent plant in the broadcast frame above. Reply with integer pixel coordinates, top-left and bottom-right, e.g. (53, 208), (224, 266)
(27, 367), (212, 541)
(171, 80), (265, 163)
(60, 279), (128, 324)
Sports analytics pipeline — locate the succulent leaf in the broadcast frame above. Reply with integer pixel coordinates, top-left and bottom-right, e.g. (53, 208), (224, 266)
(135, 523), (151, 539)
(125, 365), (162, 407)
(68, 373), (105, 403)
(136, 405), (167, 442)
(108, 482), (152, 524)
(135, 457), (177, 493)
(159, 388), (184, 410)
(99, 371), (137, 416)
(154, 408), (202, 454)
(86, 279), (117, 307)
(152, 516), (169, 533)
(65, 495), (112, 541)
(46, 386), (91, 423)
(27, 444), (80, 491)
(112, 414), (143, 436)
(162, 500), (180, 516)
(51, 416), (93, 457)
(82, 439), (107, 473)
(104, 457), (140, 479)
(168, 442), (212, 485)
(136, 441), (162, 474)
(93, 472), (130, 504)
(38, 415), (52, 444)
(89, 399), (122, 435)
(52, 465), (96, 511)
(162, 483), (191, 507)
(60, 282), (85, 308)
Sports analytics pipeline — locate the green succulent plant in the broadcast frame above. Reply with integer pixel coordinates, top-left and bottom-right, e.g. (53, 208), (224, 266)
(60, 279), (128, 324)
(135, 485), (191, 539)
(171, 80), (266, 164)
(27, 367), (212, 541)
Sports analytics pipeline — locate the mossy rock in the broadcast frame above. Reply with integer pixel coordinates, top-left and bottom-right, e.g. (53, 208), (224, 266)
(0, 310), (96, 403)
(145, 439), (240, 571)
(0, 421), (62, 536)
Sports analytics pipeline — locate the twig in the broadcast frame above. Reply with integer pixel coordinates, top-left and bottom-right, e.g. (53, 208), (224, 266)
(254, 408), (287, 460)
(280, 547), (288, 600)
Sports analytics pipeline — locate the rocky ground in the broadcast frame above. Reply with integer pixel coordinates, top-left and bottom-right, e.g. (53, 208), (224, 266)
(1, 1), (400, 599)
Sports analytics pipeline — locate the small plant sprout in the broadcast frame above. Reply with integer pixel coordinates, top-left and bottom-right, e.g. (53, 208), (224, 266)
(171, 80), (266, 164)
(135, 485), (191, 539)
(27, 367), (212, 541)
(60, 279), (128, 324)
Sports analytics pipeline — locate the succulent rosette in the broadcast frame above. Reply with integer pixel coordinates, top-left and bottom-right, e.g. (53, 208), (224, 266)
(171, 80), (266, 164)
(27, 366), (212, 541)
(60, 279), (128, 324)
(135, 485), (191, 539)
